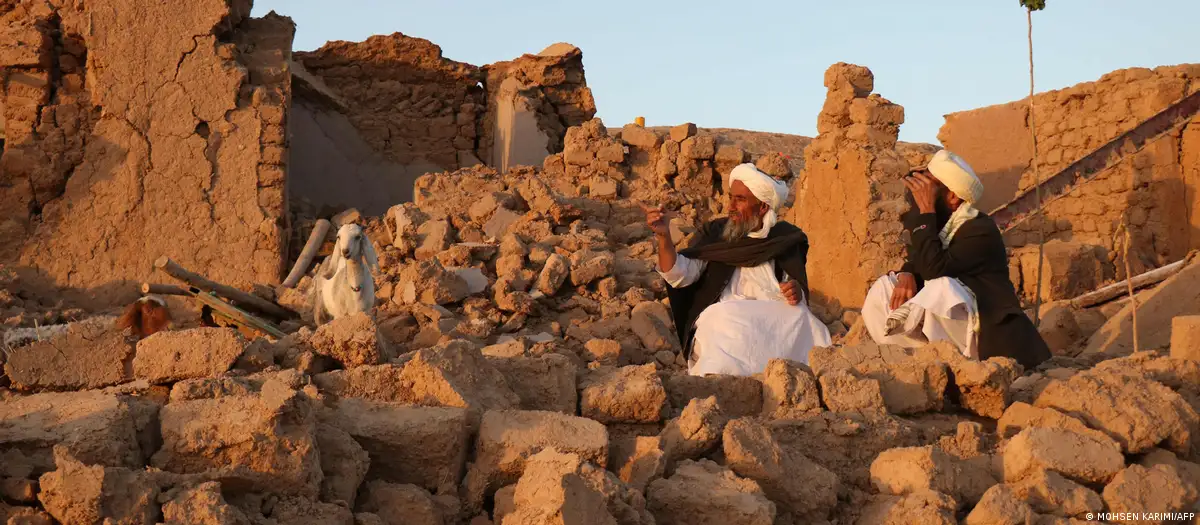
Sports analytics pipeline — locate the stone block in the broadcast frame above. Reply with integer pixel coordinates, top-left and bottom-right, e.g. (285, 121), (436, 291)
(3, 317), (133, 391)
(321, 399), (471, 493)
(723, 418), (839, 519)
(487, 354), (578, 414)
(1001, 427), (1124, 485)
(400, 340), (521, 411)
(581, 365), (667, 424)
(1034, 368), (1200, 455)
(760, 359), (821, 418)
(133, 327), (246, 384)
(152, 381), (322, 496)
(646, 460), (775, 525)
(463, 410), (608, 507)
(669, 123), (697, 143)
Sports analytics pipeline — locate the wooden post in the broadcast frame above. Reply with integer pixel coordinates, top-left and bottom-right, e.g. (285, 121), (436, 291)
(188, 287), (288, 339)
(282, 219), (331, 288)
(140, 283), (189, 296)
(153, 256), (296, 319)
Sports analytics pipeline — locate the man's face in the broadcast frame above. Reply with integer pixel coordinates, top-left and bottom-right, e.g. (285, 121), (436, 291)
(728, 180), (768, 227)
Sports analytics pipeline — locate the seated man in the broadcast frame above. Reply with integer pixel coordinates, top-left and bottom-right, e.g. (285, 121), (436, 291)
(645, 163), (831, 376)
(861, 150), (1051, 369)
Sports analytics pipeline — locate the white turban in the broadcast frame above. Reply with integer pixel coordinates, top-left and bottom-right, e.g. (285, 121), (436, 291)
(925, 150), (984, 205)
(729, 163), (789, 238)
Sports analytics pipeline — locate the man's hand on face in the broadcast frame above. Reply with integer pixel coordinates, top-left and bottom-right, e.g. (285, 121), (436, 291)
(902, 172), (939, 214)
(638, 202), (673, 238)
(780, 279), (802, 306)
(890, 272), (917, 310)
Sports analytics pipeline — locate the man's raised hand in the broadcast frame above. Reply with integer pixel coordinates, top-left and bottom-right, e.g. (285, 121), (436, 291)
(780, 279), (801, 306)
(638, 201), (673, 238)
(902, 172), (938, 214)
(890, 272), (917, 310)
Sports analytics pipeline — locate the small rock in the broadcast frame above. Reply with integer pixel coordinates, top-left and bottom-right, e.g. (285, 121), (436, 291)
(360, 481), (444, 525)
(760, 359), (821, 419)
(1009, 469), (1103, 518)
(660, 396), (728, 472)
(819, 369), (887, 416)
(963, 484), (1035, 525)
(669, 123), (697, 143)
(856, 491), (956, 525)
(307, 312), (386, 368)
(584, 339), (623, 366)
(612, 435), (667, 492)
(161, 482), (252, 525)
(536, 253), (571, 295)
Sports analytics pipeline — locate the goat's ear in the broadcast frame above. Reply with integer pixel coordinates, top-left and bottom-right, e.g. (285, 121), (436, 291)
(362, 239), (380, 272)
(320, 257), (337, 280)
(116, 302), (140, 334)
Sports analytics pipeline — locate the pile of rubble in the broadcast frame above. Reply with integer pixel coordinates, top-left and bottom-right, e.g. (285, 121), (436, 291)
(6, 129), (1200, 523)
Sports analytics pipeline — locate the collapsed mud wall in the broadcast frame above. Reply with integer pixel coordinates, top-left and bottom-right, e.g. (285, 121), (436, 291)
(289, 36), (596, 217)
(940, 65), (1200, 293)
(0, 0), (294, 308)
(479, 43), (596, 173)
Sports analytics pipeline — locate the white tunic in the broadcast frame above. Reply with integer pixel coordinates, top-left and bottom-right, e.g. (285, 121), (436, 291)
(659, 254), (831, 376)
(861, 272), (979, 359)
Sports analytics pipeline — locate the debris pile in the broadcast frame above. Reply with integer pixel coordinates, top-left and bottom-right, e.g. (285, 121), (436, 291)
(5, 138), (1200, 522)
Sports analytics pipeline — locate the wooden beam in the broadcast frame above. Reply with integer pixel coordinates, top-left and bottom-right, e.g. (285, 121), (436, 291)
(188, 287), (288, 339)
(153, 256), (296, 319)
(282, 219), (331, 288)
(992, 89), (1200, 231)
(140, 283), (189, 296)
(1069, 253), (1196, 309)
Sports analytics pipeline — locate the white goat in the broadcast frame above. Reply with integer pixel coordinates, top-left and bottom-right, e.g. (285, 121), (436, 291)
(310, 223), (380, 325)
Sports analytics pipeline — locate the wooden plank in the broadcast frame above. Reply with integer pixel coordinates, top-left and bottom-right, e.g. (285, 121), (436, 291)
(282, 218), (331, 288)
(1069, 254), (1196, 309)
(991, 89), (1200, 231)
(140, 282), (189, 296)
(188, 287), (288, 339)
(153, 256), (296, 320)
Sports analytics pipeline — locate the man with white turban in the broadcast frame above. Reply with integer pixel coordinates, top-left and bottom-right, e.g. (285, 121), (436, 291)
(642, 163), (831, 376)
(861, 150), (1051, 369)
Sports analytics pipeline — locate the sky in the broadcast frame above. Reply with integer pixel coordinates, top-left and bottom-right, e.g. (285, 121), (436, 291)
(251, 0), (1199, 145)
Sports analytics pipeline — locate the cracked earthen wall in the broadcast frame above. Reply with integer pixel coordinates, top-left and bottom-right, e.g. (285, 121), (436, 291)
(289, 33), (485, 216)
(288, 37), (595, 216)
(791, 63), (926, 318)
(939, 65), (1200, 279)
(480, 43), (596, 173)
(0, 0), (294, 308)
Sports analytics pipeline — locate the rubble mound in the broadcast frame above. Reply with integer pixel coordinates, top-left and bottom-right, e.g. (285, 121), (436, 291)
(5, 153), (1197, 523)
(1, 43), (1197, 524)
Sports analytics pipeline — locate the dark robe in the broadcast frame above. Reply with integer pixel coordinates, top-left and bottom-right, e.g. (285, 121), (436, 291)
(898, 201), (1052, 370)
(664, 218), (810, 360)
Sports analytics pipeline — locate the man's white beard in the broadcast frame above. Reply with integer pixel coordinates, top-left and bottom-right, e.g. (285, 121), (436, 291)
(722, 217), (762, 242)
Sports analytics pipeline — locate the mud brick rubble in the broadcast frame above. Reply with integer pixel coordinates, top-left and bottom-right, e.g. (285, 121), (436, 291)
(2, 0), (1200, 523)
(5, 144), (1200, 524)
